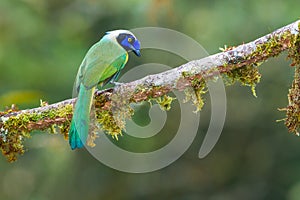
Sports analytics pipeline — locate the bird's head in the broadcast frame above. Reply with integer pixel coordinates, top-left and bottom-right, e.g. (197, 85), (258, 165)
(106, 30), (141, 57)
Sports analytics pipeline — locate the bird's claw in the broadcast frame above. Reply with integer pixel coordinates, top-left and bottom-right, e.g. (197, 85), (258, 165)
(110, 81), (123, 86)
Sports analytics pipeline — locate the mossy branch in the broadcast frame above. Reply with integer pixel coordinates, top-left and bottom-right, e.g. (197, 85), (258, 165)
(1, 20), (299, 162)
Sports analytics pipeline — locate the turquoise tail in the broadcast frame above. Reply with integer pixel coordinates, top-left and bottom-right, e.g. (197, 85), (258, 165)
(69, 84), (95, 150)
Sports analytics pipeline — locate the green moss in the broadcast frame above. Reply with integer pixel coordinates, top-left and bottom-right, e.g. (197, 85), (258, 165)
(155, 95), (176, 111)
(249, 30), (292, 60)
(0, 113), (31, 162)
(184, 78), (207, 112)
(181, 71), (192, 78)
(280, 22), (300, 135)
(93, 84), (171, 143)
(181, 71), (208, 112)
(287, 27), (300, 67)
(94, 90), (134, 140)
(222, 28), (300, 98)
(94, 86), (173, 141)
(1, 22), (299, 162)
(58, 122), (70, 140)
(282, 65), (300, 135)
(133, 85), (168, 100)
(224, 64), (261, 97)
(0, 103), (73, 162)
(95, 107), (133, 140)
(96, 110), (122, 139)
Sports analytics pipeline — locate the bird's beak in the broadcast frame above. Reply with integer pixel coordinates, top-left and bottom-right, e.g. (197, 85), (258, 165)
(133, 49), (141, 57)
(131, 40), (141, 57)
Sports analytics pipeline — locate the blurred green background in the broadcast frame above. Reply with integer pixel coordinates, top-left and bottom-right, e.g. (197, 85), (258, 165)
(0, 0), (300, 199)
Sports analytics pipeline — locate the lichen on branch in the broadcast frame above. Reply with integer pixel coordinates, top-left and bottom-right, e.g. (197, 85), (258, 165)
(279, 24), (300, 135)
(0, 20), (299, 162)
(0, 101), (73, 162)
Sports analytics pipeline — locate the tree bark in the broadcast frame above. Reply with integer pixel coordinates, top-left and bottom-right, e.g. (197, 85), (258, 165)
(0, 20), (299, 162)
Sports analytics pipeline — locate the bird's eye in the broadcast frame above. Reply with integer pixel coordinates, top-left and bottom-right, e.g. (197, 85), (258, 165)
(127, 37), (133, 43)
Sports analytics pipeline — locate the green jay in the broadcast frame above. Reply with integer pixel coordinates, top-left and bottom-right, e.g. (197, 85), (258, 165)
(69, 30), (141, 150)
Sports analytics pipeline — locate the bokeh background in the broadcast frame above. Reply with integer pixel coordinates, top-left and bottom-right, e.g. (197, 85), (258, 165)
(0, 0), (300, 199)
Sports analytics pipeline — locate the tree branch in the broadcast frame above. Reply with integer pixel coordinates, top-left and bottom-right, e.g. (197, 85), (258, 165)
(1, 20), (299, 162)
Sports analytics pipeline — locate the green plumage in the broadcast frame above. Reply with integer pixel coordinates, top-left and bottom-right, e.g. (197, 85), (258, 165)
(69, 35), (128, 150)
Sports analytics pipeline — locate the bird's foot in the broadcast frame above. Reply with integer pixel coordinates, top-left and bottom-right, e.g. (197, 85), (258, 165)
(110, 81), (123, 86)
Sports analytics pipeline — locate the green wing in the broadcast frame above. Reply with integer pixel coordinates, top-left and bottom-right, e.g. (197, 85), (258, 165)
(98, 54), (128, 82)
(73, 39), (128, 96)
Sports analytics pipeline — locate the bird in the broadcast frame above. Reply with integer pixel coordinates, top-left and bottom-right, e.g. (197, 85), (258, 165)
(69, 30), (141, 150)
